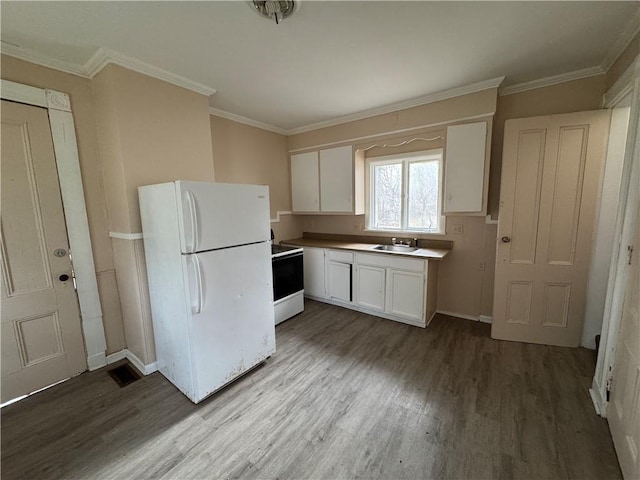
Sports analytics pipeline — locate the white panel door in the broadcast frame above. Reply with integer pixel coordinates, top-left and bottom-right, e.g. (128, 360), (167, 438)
(387, 270), (425, 322)
(303, 247), (326, 298)
(291, 151), (320, 212)
(176, 181), (270, 253)
(327, 261), (352, 303)
(189, 242), (275, 402)
(493, 111), (609, 347)
(608, 203), (640, 480)
(444, 121), (488, 214)
(1, 100), (86, 403)
(356, 265), (386, 312)
(320, 145), (353, 212)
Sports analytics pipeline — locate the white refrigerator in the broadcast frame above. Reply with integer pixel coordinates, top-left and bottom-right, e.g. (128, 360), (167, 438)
(139, 180), (275, 403)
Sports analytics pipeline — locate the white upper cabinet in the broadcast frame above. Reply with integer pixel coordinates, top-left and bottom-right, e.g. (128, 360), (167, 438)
(291, 151), (320, 212)
(320, 145), (353, 212)
(443, 121), (490, 215)
(291, 145), (364, 215)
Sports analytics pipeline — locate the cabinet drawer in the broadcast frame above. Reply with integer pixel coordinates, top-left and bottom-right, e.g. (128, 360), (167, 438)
(357, 253), (425, 272)
(327, 249), (354, 263)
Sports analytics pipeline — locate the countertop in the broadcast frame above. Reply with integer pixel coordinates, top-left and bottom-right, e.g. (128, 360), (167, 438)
(281, 237), (450, 261)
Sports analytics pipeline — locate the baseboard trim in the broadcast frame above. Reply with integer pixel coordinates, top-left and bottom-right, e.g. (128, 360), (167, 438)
(105, 349), (157, 376)
(436, 310), (493, 324)
(589, 387), (606, 417)
(87, 351), (107, 371)
(106, 350), (128, 364)
(436, 310), (478, 321)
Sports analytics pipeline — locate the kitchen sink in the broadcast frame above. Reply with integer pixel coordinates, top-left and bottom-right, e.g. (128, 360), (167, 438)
(373, 244), (418, 253)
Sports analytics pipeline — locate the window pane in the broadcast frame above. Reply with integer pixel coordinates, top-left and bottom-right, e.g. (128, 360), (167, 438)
(408, 160), (439, 230)
(373, 163), (402, 229)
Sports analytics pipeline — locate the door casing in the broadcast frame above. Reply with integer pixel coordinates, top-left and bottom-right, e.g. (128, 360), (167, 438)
(1, 80), (107, 372)
(591, 56), (640, 418)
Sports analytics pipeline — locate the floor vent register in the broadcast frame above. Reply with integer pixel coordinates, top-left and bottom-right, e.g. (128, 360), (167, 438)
(107, 363), (141, 388)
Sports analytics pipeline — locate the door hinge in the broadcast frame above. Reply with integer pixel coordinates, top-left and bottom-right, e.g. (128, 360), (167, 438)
(627, 245), (634, 265)
(606, 369), (613, 402)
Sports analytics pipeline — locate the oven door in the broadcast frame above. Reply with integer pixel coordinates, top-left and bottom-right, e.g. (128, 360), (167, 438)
(272, 251), (304, 302)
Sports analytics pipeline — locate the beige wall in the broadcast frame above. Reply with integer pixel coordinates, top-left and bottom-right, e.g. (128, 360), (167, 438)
(211, 116), (290, 216)
(92, 63), (215, 365)
(210, 115), (303, 243)
(606, 32), (640, 91)
(94, 64), (215, 234)
(1, 54), (126, 355)
(288, 89), (498, 151)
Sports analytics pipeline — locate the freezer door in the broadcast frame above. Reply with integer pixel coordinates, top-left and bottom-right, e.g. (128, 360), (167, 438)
(186, 242), (275, 402)
(176, 181), (271, 253)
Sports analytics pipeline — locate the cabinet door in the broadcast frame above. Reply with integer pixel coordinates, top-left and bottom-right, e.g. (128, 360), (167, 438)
(291, 151), (319, 212)
(319, 145), (353, 212)
(444, 121), (488, 214)
(303, 247), (325, 298)
(387, 269), (425, 322)
(356, 265), (385, 311)
(327, 261), (352, 303)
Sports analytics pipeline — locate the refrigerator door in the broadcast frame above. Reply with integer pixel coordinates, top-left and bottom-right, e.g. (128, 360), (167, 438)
(176, 181), (271, 253)
(186, 242), (275, 402)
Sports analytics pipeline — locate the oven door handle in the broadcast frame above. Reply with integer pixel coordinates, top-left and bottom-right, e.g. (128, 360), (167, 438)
(272, 251), (304, 262)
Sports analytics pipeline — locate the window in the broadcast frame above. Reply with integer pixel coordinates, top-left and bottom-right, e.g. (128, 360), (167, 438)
(368, 150), (444, 233)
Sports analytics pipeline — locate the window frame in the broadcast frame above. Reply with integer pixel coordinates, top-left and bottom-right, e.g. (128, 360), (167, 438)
(366, 149), (445, 234)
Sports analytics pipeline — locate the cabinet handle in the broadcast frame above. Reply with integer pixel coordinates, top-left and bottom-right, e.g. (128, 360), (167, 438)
(501, 236), (511, 243)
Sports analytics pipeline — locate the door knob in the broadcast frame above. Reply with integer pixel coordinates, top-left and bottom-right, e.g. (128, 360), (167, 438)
(58, 274), (70, 282)
(501, 236), (511, 243)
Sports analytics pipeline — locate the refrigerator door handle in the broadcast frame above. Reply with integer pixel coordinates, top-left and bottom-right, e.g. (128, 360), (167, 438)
(190, 254), (204, 314)
(185, 190), (199, 253)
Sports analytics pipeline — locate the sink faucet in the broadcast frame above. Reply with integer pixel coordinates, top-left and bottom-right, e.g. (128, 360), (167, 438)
(391, 237), (417, 247)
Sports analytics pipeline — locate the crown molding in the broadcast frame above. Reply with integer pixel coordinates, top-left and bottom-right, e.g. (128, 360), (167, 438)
(603, 53), (640, 108)
(1, 44), (216, 97)
(209, 108), (288, 135)
(601, 10), (640, 73)
(499, 66), (605, 96)
(286, 76), (505, 135)
(211, 76), (503, 137)
(84, 48), (216, 96)
(1, 43), (87, 77)
(288, 112), (494, 153)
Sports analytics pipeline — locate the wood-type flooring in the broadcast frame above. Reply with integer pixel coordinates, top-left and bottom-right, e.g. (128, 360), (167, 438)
(1, 300), (621, 479)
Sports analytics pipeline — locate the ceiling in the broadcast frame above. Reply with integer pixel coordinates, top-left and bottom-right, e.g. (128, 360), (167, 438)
(1, 1), (638, 133)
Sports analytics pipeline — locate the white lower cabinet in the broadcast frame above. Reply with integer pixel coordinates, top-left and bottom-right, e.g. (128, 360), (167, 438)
(356, 265), (386, 311)
(303, 247), (326, 298)
(357, 254), (426, 324)
(327, 261), (352, 303)
(325, 249), (354, 303)
(298, 246), (437, 328)
(386, 269), (425, 322)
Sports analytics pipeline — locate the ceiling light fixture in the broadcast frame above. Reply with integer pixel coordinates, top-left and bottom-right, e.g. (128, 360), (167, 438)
(251, 1), (297, 25)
